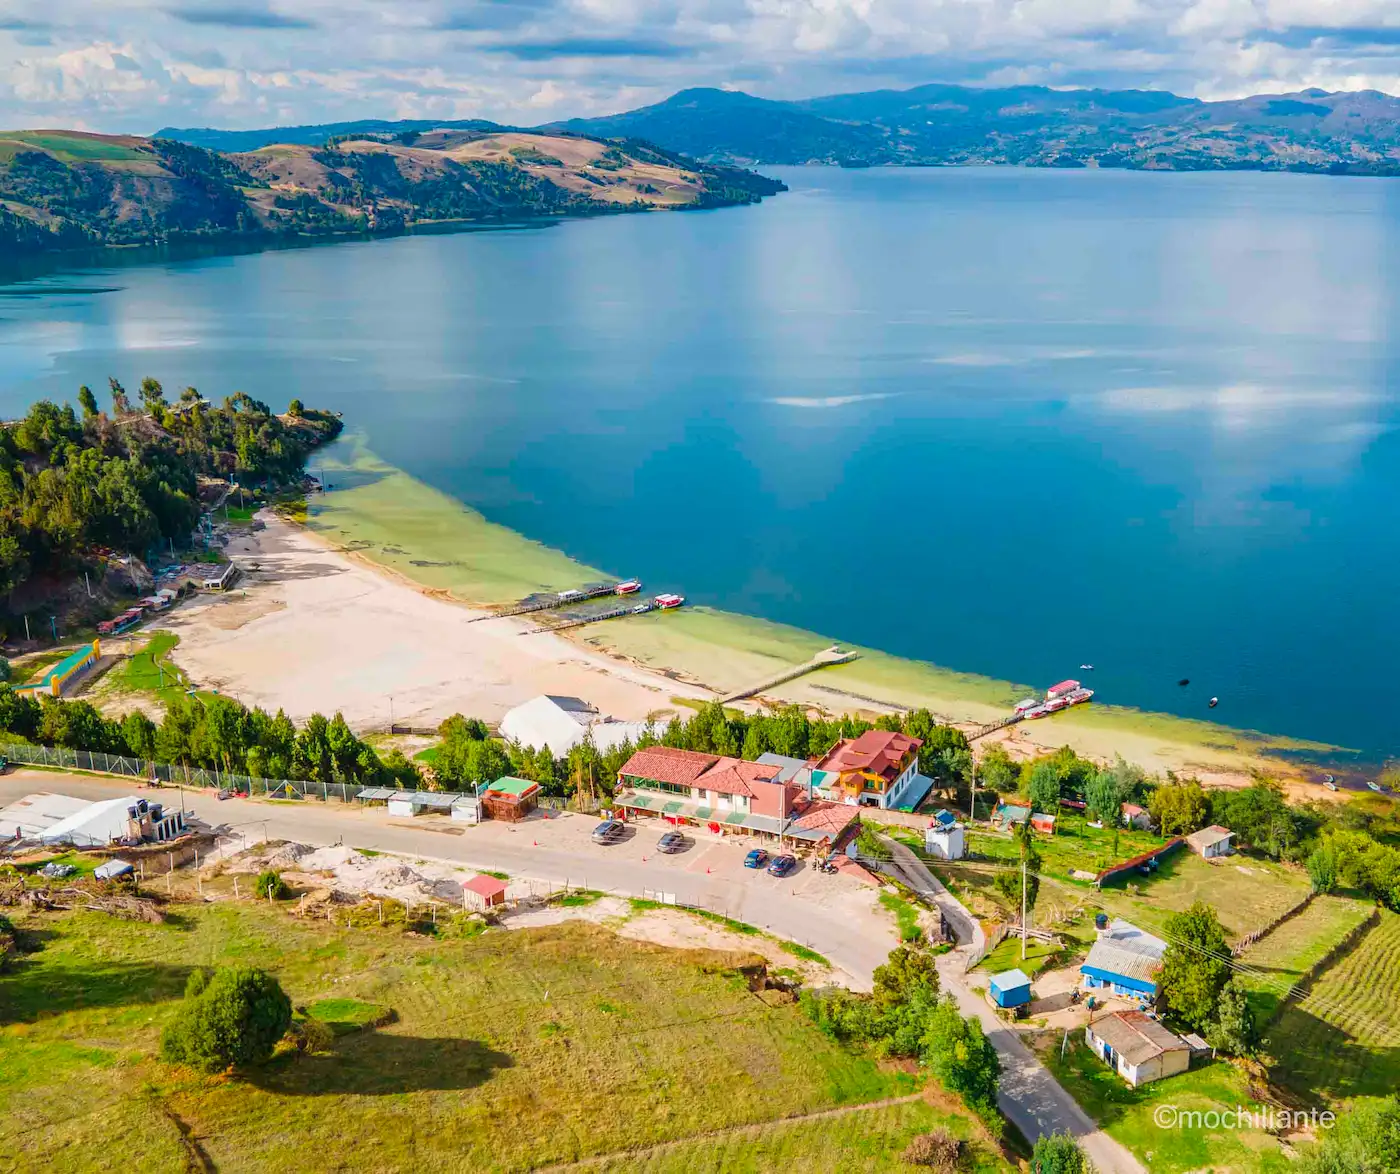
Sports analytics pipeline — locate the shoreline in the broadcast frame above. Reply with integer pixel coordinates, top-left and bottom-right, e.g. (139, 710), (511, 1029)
(287, 434), (1342, 789)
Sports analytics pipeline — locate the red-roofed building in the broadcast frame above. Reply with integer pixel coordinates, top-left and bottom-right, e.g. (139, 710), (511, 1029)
(461, 873), (508, 911)
(615, 747), (826, 842)
(814, 729), (924, 809)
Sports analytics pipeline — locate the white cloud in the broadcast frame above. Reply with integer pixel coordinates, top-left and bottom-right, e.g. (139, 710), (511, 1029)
(0, 0), (1398, 131)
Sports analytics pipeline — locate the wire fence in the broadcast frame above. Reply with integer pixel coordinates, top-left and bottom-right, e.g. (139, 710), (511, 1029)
(0, 741), (608, 814)
(0, 741), (365, 803)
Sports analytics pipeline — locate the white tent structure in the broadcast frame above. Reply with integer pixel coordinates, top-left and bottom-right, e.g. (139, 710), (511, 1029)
(500, 695), (651, 757)
(0, 792), (90, 840)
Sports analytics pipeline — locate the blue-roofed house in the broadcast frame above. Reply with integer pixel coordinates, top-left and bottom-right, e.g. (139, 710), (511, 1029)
(1080, 919), (1167, 1004)
(989, 969), (1033, 1009)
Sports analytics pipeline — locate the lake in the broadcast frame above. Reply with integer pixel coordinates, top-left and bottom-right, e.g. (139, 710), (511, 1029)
(1, 166), (1397, 757)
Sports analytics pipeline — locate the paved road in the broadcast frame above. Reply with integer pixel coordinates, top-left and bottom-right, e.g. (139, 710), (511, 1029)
(882, 837), (1148, 1174)
(0, 771), (896, 988)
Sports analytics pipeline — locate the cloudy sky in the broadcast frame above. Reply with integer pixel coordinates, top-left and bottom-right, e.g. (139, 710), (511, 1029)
(2, 0), (1399, 133)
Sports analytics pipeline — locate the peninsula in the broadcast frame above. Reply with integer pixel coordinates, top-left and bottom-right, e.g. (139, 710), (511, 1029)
(0, 128), (785, 255)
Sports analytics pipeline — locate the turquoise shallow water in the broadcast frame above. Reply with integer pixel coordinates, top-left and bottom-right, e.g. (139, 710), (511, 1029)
(1, 166), (1397, 755)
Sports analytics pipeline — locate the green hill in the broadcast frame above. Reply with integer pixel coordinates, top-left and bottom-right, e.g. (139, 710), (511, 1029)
(0, 127), (785, 255)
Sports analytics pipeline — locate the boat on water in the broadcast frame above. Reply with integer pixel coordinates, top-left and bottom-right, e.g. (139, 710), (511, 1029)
(1368, 781), (1383, 793)
(615, 579), (642, 595)
(655, 593), (685, 610)
(1021, 685), (1093, 719)
(1045, 679), (1080, 700)
(1014, 698), (1041, 715)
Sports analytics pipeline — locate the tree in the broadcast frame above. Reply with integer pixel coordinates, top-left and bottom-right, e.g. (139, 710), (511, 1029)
(1206, 978), (1258, 1056)
(1158, 901), (1231, 1030)
(255, 869), (290, 900)
(1032, 1133), (1088, 1174)
(159, 967), (292, 1072)
(1028, 761), (1061, 813)
(139, 377), (167, 415)
(1306, 843), (1338, 894)
(920, 996), (1001, 1123)
(1085, 766), (1126, 826)
(1150, 779), (1209, 836)
(121, 711), (157, 759)
(1299, 1096), (1400, 1174)
(287, 398), (304, 417)
(77, 385), (99, 418)
(994, 819), (1041, 914)
(108, 377), (132, 416)
(977, 745), (1019, 792)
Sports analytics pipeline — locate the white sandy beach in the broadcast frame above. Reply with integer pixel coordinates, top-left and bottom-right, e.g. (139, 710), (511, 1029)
(163, 514), (713, 729)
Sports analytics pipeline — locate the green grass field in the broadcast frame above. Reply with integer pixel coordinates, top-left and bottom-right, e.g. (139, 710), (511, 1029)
(0, 898), (982, 1172)
(0, 131), (149, 162)
(969, 814), (1166, 882)
(1236, 894), (1375, 1022)
(575, 1097), (1009, 1172)
(1040, 1036), (1291, 1173)
(1096, 849), (1312, 942)
(1267, 909), (1400, 1100)
(976, 934), (1065, 979)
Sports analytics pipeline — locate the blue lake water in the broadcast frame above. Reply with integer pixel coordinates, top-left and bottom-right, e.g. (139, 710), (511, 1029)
(1, 166), (1398, 757)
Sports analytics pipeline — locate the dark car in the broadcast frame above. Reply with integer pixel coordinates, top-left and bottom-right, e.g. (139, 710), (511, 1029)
(657, 831), (687, 854)
(743, 848), (769, 869)
(767, 854), (798, 878)
(592, 819), (625, 844)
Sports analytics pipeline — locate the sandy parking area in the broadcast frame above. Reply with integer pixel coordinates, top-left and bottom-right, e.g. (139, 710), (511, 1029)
(162, 514), (711, 730)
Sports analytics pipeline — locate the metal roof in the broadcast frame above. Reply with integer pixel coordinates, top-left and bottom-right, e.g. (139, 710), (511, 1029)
(989, 969), (1031, 992)
(1087, 1012), (1188, 1065)
(357, 787), (397, 801)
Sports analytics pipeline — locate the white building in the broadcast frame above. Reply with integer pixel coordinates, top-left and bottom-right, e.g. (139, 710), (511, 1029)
(1185, 825), (1235, 859)
(0, 792), (92, 840)
(499, 694), (650, 757)
(39, 795), (186, 848)
(924, 810), (967, 860)
(1085, 1011), (1190, 1087)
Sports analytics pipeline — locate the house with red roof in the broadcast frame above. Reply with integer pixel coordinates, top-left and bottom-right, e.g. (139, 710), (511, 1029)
(813, 729), (927, 810)
(614, 746), (857, 848)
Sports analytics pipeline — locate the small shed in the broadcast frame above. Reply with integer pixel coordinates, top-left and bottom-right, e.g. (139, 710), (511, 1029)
(993, 802), (1031, 833)
(481, 776), (541, 823)
(1185, 825), (1234, 859)
(925, 818), (966, 861)
(451, 794), (481, 824)
(461, 873), (508, 912)
(989, 968), (1033, 1009)
(1030, 812), (1057, 835)
(387, 793), (417, 818)
(94, 858), (134, 881)
(1121, 803), (1152, 830)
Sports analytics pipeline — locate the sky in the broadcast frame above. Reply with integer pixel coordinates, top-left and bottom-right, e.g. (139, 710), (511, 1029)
(1, 0), (1399, 133)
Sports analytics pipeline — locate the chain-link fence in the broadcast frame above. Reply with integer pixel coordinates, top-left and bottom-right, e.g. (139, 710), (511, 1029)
(0, 741), (366, 803)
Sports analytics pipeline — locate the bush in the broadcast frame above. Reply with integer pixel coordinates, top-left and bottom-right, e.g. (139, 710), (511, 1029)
(292, 1016), (335, 1054)
(903, 1127), (962, 1169)
(255, 869), (289, 900)
(160, 967), (292, 1072)
(1032, 1132), (1087, 1173)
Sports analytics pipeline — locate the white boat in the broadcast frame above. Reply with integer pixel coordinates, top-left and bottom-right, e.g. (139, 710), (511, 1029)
(655, 593), (685, 610)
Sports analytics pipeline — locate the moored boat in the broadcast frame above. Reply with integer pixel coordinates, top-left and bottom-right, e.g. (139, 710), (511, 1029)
(655, 593), (685, 610)
(615, 579), (642, 595)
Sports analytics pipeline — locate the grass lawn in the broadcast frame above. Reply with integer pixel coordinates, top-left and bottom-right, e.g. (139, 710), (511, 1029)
(14, 647), (77, 684)
(1096, 849), (1312, 942)
(0, 899), (955, 1172)
(577, 1096), (1010, 1172)
(879, 890), (924, 943)
(1039, 1035), (1291, 1173)
(1267, 909), (1400, 1101)
(968, 814), (1166, 882)
(1236, 894), (1375, 1023)
(975, 934), (1065, 979)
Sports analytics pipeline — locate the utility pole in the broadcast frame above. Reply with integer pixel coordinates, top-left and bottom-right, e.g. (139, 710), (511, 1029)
(1020, 856), (1028, 961)
(967, 757), (977, 824)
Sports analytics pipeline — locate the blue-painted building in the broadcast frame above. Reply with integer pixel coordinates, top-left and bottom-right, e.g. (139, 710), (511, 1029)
(1080, 919), (1167, 1004)
(989, 968), (1033, 1009)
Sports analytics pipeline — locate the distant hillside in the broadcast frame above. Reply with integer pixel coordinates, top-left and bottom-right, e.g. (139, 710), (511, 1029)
(0, 127), (785, 254)
(545, 83), (1400, 174)
(153, 118), (510, 153)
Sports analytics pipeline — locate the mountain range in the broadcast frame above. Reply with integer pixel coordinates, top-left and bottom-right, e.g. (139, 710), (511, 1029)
(0, 127), (784, 255)
(161, 83), (1400, 175)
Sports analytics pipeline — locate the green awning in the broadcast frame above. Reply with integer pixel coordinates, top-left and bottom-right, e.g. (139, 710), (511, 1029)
(725, 811), (748, 825)
(694, 807), (713, 820)
(662, 800), (684, 814)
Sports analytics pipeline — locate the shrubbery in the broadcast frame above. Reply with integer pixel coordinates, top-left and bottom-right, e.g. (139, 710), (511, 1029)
(160, 967), (292, 1072)
(255, 869), (290, 900)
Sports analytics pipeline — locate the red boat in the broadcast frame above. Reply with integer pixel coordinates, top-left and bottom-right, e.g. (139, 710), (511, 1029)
(615, 579), (642, 595)
(655, 593), (685, 610)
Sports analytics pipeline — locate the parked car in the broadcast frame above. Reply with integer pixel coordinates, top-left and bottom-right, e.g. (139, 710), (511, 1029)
(767, 854), (797, 878)
(743, 848), (769, 869)
(592, 820), (625, 844)
(657, 831), (687, 854)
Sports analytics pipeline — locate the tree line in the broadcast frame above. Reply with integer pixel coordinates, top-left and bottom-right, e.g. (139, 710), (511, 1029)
(0, 382), (340, 606)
